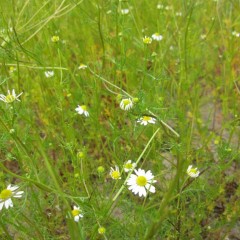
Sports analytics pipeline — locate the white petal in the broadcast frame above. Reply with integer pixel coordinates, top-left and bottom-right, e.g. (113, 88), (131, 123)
(5, 199), (12, 209)
(0, 202), (4, 210)
(9, 200), (13, 208)
(16, 92), (23, 98)
(133, 187), (139, 195)
(8, 185), (19, 191)
(134, 169), (140, 175)
(147, 184), (156, 193)
(139, 187), (147, 197)
(146, 171), (154, 179)
(84, 111), (89, 117)
(74, 215), (80, 222)
(15, 190), (24, 194)
(187, 165), (192, 172)
(14, 191), (24, 198)
(138, 169), (145, 175)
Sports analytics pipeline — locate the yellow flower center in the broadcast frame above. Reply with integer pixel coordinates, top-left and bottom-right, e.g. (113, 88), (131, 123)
(124, 163), (132, 169)
(79, 64), (87, 68)
(81, 105), (87, 111)
(71, 209), (80, 217)
(143, 37), (152, 44)
(136, 176), (147, 186)
(142, 116), (152, 122)
(5, 94), (15, 103)
(189, 168), (198, 174)
(98, 227), (106, 234)
(51, 36), (59, 42)
(123, 99), (131, 106)
(154, 33), (160, 36)
(9, 66), (15, 72)
(0, 189), (12, 199)
(111, 171), (121, 179)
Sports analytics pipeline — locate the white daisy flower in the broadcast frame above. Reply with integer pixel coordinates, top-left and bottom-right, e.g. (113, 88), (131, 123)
(110, 166), (121, 180)
(186, 165), (200, 178)
(152, 33), (163, 41)
(75, 105), (89, 117)
(120, 98), (133, 111)
(137, 116), (156, 126)
(0, 89), (23, 103)
(121, 9), (129, 15)
(78, 64), (87, 70)
(45, 71), (54, 78)
(0, 184), (24, 210)
(127, 169), (156, 197)
(142, 36), (152, 44)
(123, 160), (136, 172)
(232, 31), (240, 37)
(71, 205), (83, 222)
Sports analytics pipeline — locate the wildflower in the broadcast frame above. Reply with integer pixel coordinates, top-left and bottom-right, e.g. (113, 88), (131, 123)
(0, 89), (23, 103)
(121, 9), (129, 15)
(9, 129), (15, 134)
(157, 4), (164, 9)
(77, 151), (85, 159)
(137, 116), (156, 126)
(133, 97), (139, 103)
(0, 184), (24, 210)
(51, 36), (59, 42)
(232, 31), (240, 37)
(120, 98), (133, 111)
(165, 5), (173, 11)
(143, 36), (152, 44)
(44, 71), (54, 78)
(97, 166), (105, 174)
(186, 165), (200, 178)
(124, 160), (136, 172)
(9, 66), (16, 74)
(110, 166), (121, 180)
(78, 64), (87, 70)
(75, 105), (89, 117)
(152, 33), (163, 41)
(127, 169), (156, 197)
(176, 12), (182, 16)
(98, 227), (106, 235)
(71, 206), (83, 222)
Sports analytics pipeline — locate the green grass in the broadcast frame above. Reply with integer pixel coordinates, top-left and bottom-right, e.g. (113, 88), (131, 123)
(0, 0), (239, 239)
